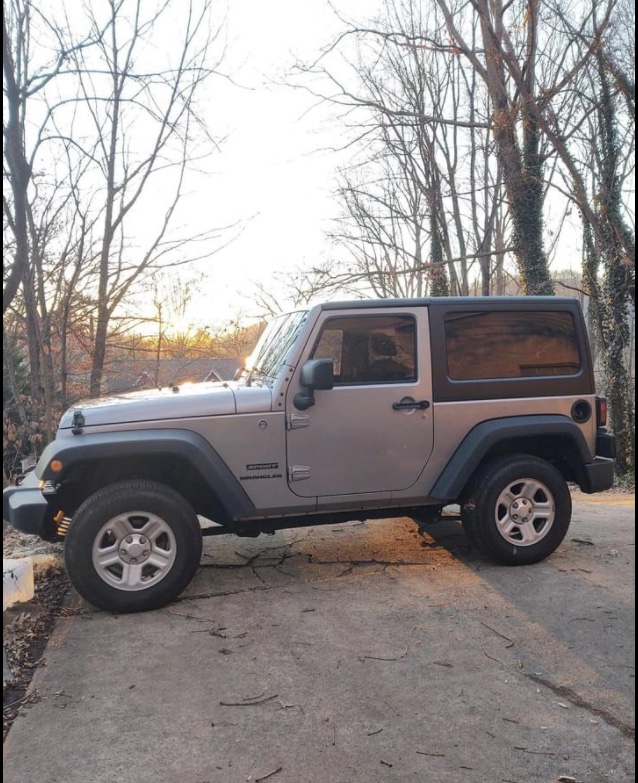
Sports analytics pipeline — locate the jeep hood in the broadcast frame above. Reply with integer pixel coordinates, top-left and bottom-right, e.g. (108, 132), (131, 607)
(58, 382), (273, 430)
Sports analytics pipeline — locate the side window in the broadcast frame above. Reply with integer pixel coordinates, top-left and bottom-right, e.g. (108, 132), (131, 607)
(445, 311), (581, 380)
(311, 315), (417, 385)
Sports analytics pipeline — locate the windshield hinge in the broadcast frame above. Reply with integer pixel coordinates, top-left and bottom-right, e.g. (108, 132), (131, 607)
(286, 414), (310, 430)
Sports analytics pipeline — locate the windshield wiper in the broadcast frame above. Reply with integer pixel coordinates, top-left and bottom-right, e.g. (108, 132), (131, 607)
(246, 365), (268, 387)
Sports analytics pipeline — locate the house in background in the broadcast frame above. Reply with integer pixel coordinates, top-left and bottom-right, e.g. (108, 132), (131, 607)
(103, 357), (242, 394)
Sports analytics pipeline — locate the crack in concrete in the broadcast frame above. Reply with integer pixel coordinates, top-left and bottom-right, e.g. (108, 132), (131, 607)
(178, 556), (432, 604)
(175, 584), (280, 601)
(199, 556), (437, 576)
(198, 549), (455, 589)
(309, 558), (432, 567)
(524, 672), (635, 740)
(200, 547), (298, 571)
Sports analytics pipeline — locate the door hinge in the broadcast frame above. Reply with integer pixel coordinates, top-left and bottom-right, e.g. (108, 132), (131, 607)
(287, 414), (310, 430)
(288, 465), (311, 482)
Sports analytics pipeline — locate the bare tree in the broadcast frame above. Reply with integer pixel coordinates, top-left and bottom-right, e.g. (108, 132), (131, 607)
(251, 263), (341, 319)
(600, 0), (635, 119)
(3, 0), (100, 314)
(3, 0), (105, 440)
(3, 0), (229, 478)
(295, 0), (512, 299)
(331, 162), (435, 298)
(432, 0), (549, 293)
(55, 0), (225, 396)
(538, 0), (635, 471)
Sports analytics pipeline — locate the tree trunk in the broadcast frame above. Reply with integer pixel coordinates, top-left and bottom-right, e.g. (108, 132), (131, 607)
(2, 9), (31, 313)
(90, 307), (110, 397)
(21, 270), (43, 432)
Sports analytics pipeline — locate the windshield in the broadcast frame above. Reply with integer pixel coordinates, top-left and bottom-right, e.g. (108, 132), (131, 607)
(246, 310), (308, 383)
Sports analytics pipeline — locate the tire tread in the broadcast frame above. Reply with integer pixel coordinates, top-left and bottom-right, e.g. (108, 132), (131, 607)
(461, 455), (572, 565)
(64, 480), (202, 613)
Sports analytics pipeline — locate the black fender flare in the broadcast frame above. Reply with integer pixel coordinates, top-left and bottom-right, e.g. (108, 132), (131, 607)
(429, 415), (592, 501)
(37, 428), (255, 519)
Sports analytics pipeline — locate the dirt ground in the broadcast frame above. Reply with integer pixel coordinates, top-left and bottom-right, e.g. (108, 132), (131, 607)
(2, 527), (69, 739)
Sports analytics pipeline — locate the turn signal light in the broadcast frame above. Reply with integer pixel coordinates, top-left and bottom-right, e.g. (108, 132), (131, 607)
(50, 459), (64, 473)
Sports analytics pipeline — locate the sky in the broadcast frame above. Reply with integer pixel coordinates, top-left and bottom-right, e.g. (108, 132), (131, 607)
(149, 0), (594, 334)
(164, 0), (380, 330)
(30, 0), (607, 335)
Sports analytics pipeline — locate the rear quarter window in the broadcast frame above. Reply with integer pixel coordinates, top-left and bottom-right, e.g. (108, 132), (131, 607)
(445, 311), (581, 380)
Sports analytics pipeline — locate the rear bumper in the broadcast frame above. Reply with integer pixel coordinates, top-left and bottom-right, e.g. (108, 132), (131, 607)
(580, 457), (616, 494)
(2, 472), (52, 539)
(596, 430), (617, 460)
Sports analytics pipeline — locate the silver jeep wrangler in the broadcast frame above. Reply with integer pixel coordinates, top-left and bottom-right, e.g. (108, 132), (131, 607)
(3, 297), (616, 612)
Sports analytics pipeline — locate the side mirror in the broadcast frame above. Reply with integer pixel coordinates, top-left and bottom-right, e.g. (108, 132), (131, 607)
(294, 359), (334, 410)
(300, 359), (334, 391)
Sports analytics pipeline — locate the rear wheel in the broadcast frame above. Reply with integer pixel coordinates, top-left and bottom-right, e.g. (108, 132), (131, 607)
(461, 455), (571, 565)
(64, 480), (202, 613)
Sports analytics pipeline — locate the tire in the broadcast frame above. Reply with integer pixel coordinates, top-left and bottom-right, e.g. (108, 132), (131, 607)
(461, 455), (572, 566)
(64, 480), (203, 613)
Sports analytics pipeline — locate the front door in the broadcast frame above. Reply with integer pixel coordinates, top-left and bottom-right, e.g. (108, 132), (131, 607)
(285, 308), (433, 498)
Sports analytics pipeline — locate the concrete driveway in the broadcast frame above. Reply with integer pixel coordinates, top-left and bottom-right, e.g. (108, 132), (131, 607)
(3, 494), (635, 783)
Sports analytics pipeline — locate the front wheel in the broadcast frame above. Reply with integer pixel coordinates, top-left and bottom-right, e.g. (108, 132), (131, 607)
(64, 480), (203, 613)
(461, 455), (572, 565)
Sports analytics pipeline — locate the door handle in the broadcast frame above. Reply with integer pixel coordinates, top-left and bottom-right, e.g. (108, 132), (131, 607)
(392, 399), (430, 411)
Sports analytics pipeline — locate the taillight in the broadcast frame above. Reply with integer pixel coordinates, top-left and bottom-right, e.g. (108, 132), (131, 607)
(596, 396), (608, 427)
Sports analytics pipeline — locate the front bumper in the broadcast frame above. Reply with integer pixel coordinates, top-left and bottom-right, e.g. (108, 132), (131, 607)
(2, 472), (52, 539)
